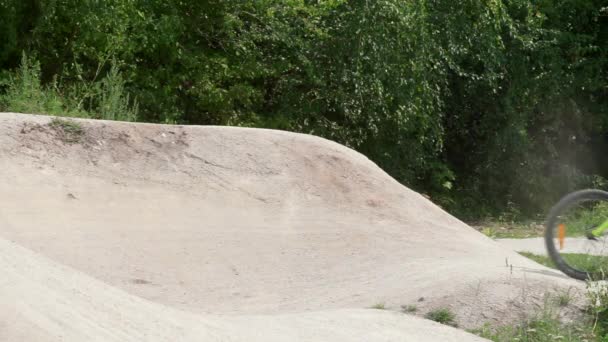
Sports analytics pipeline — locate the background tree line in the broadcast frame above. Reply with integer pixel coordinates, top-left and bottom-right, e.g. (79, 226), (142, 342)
(1, 0), (607, 219)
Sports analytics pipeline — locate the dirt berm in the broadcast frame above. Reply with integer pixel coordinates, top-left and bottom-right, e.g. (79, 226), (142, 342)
(0, 113), (582, 341)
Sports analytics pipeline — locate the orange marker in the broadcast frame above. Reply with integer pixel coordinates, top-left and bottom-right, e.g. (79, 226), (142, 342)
(558, 224), (566, 250)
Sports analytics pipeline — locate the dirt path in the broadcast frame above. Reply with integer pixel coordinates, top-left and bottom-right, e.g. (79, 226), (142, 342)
(498, 237), (608, 256)
(0, 113), (585, 341)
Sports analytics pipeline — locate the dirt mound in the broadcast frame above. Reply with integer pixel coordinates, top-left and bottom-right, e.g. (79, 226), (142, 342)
(0, 113), (583, 340)
(0, 236), (488, 342)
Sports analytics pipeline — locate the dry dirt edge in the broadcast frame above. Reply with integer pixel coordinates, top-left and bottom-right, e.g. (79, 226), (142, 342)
(0, 112), (585, 340)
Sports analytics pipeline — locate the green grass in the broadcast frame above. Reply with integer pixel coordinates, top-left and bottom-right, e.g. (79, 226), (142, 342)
(557, 289), (573, 307)
(371, 303), (386, 310)
(518, 252), (556, 268)
(519, 251), (608, 275)
(472, 314), (597, 341)
(472, 221), (545, 239)
(558, 202), (608, 237)
(474, 202), (608, 240)
(470, 289), (606, 341)
(425, 308), (457, 327)
(559, 254), (608, 275)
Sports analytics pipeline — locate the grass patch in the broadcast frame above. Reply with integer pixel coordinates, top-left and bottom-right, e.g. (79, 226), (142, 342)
(371, 302), (386, 310)
(470, 289), (601, 341)
(401, 304), (417, 313)
(475, 254), (608, 341)
(558, 201), (608, 237)
(518, 252), (556, 268)
(561, 254), (608, 275)
(557, 288), (574, 307)
(472, 314), (596, 341)
(472, 221), (545, 239)
(519, 251), (608, 275)
(48, 117), (84, 143)
(425, 308), (457, 327)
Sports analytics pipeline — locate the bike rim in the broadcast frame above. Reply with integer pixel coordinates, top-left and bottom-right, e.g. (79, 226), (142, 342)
(549, 197), (608, 280)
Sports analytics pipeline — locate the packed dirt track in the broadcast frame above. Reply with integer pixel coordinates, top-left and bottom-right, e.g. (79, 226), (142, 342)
(0, 113), (584, 341)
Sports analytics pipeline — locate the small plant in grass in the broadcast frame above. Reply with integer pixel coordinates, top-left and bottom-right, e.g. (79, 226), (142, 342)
(587, 281), (608, 336)
(556, 288), (574, 307)
(97, 64), (138, 122)
(371, 303), (386, 310)
(401, 304), (417, 313)
(481, 227), (497, 238)
(472, 315), (590, 341)
(470, 283), (608, 341)
(471, 296), (600, 342)
(425, 308), (457, 327)
(48, 117), (84, 143)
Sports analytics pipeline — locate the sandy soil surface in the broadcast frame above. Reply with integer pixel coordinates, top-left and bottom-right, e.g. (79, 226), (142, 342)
(0, 113), (585, 341)
(0, 235), (488, 342)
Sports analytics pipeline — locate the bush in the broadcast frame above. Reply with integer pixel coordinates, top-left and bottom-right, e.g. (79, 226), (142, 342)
(1, 53), (136, 121)
(0, 53), (68, 116)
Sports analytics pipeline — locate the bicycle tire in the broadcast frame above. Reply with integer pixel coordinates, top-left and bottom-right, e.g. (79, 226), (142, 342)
(545, 189), (608, 280)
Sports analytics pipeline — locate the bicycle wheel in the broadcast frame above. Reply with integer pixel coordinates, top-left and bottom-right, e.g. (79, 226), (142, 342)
(545, 189), (608, 280)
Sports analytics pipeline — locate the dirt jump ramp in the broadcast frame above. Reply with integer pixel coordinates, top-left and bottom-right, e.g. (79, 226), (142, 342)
(0, 113), (581, 341)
